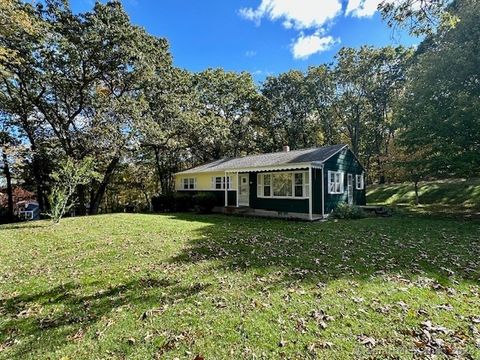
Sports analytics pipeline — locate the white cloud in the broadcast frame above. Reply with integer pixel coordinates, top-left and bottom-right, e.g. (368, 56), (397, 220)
(245, 50), (257, 57)
(239, 0), (342, 30)
(345, 0), (382, 18)
(292, 32), (338, 59)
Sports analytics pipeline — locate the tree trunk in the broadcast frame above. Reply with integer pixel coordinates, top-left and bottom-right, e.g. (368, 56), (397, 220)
(377, 157), (385, 184)
(76, 184), (87, 216)
(25, 132), (45, 212)
(31, 153), (45, 212)
(2, 152), (14, 220)
(414, 180), (419, 206)
(89, 156), (120, 215)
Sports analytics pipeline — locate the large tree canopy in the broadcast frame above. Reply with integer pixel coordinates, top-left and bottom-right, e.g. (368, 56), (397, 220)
(379, 0), (458, 35)
(0, 0), (477, 217)
(398, 0), (480, 177)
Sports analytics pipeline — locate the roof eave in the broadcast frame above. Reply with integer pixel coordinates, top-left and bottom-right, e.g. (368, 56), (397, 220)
(175, 161), (320, 175)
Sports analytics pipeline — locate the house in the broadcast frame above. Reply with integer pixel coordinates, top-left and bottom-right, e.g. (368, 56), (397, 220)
(174, 144), (366, 220)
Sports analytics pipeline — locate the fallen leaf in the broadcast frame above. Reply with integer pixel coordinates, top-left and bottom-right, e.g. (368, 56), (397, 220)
(357, 335), (376, 348)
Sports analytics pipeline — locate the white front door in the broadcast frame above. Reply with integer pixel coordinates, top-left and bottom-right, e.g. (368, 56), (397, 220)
(238, 174), (249, 206)
(347, 173), (354, 205)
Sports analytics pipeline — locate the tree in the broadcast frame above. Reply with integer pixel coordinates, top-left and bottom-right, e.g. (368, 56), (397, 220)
(193, 69), (264, 158)
(332, 47), (372, 157)
(397, 0), (480, 179)
(48, 157), (97, 223)
(0, 0), (39, 75)
(0, 0), (49, 210)
(138, 67), (199, 194)
(306, 65), (340, 146)
(360, 46), (413, 183)
(0, 131), (14, 220)
(8, 0), (173, 214)
(261, 70), (317, 150)
(378, 0), (458, 36)
(330, 46), (412, 183)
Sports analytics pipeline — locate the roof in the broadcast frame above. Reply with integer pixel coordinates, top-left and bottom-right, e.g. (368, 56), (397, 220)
(176, 144), (348, 174)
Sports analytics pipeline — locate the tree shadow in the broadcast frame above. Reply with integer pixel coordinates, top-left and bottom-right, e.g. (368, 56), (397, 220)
(0, 222), (50, 230)
(0, 276), (209, 358)
(168, 213), (480, 287)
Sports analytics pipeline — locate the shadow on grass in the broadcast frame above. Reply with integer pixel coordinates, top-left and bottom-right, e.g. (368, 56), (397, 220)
(388, 204), (480, 220)
(1, 212), (479, 357)
(167, 213), (480, 286)
(0, 276), (209, 358)
(0, 223), (50, 230)
(367, 178), (480, 207)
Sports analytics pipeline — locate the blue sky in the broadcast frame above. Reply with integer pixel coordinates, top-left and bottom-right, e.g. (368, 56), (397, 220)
(71, 0), (418, 82)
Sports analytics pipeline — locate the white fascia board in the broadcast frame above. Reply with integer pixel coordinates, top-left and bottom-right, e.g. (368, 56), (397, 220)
(224, 162), (312, 173)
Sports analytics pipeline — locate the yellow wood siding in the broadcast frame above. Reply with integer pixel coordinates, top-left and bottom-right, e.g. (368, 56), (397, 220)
(175, 172), (237, 191)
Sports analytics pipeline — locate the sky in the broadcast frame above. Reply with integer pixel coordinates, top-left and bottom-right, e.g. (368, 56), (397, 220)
(70, 0), (419, 82)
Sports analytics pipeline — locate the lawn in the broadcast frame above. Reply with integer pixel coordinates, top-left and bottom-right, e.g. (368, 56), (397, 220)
(367, 178), (480, 218)
(1, 213), (479, 359)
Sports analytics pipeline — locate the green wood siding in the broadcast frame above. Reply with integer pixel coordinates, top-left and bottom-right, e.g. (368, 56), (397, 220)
(312, 168), (323, 215)
(323, 148), (366, 213)
(249, 172), (309, 213)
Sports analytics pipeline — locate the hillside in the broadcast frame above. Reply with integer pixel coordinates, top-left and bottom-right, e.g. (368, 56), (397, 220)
(367, 178), (480, 215)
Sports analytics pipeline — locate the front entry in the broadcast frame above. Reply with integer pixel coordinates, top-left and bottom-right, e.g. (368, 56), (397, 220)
(347, 173), (353, 205)
(238, 174), (249, 206)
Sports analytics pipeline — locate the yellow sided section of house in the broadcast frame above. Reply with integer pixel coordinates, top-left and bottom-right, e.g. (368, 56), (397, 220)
(175, 171), (237, 191)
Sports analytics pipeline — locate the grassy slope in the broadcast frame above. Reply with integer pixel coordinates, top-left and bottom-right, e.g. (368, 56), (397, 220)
(0, 213), (479, 359)
(367, 178), (480, 207)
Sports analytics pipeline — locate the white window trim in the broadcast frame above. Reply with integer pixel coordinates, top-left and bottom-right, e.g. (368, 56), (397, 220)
(257, 171), (309, 200)
(355, 173), (364, 190)
(182, 177), (197, 190)
(327, 170), (344, 194)
(211, 176), (232, 190)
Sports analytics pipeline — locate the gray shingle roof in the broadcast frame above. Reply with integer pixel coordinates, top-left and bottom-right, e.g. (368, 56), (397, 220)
(177, 144), (347, 174)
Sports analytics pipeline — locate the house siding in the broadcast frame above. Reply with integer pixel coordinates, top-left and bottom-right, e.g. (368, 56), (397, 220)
(175, 172), (237, 191)
(177, 190), (236, 207)
(323, 148), (366, 214)
(248, 172), (309, 213)
(312, 168), (323, 215)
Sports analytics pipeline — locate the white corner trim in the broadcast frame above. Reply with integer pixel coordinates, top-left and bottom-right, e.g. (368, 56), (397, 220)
(308, 166), (313, 221)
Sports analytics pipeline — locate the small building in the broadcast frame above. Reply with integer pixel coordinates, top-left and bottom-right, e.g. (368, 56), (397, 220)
(174, 144), (366, 220)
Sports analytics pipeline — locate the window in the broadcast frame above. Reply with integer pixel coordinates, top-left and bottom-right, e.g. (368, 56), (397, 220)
(263, 174), (271, 196)
(356, 173), (364, 190)
(257, 171), (309, 199)
(183, 177), (196, 190)
(328, 171), (344, 194)
(273, 173), (292, 197)
(214, 176), (223, 189)
(211, 176), (232, 190)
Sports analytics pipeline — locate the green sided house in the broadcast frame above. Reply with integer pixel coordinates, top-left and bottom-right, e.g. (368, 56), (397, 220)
(174, 144), (366, 220)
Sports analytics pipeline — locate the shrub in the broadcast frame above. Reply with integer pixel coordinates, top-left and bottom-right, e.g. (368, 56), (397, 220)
(173, 192), (193, 212)
(193, 193), (217, 213)
(47, 157), (99, 223)
(332, 203), (367, 219)
(151, 193), (175, 212)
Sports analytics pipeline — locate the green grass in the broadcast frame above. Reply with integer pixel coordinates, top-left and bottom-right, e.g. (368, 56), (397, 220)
(367, 178), (480, 206)
(1, 213), (479, 359)
(367, 178), (480, 218)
